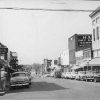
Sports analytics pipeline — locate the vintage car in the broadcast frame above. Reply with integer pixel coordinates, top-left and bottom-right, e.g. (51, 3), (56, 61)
(85, 72), (94, 82)
(61, 72), (66, 78)
(70, 72), (78, 79)
(93, 73), (100, 82)
(75, 71), (86, 81)
(10, 72), (31, 88)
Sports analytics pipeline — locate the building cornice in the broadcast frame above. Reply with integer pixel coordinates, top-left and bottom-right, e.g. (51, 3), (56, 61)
(89, 6), (100, 18)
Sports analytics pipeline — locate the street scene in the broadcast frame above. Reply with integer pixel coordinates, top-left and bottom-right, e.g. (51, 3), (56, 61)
(0, 0), (100, 100)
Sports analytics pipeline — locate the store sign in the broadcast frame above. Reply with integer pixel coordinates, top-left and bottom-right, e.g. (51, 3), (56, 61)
(75, 51), (83, 57)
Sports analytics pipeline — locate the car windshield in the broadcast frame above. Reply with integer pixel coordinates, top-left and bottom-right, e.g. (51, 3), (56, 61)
(12, 73), (26, 77)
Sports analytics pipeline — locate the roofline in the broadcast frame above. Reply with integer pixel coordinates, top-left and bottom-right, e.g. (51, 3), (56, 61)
(89, 6), (100, 18)
(69, 33), (92, 38)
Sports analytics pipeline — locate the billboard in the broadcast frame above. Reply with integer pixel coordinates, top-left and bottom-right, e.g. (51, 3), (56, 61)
(75, 50), (83, 57)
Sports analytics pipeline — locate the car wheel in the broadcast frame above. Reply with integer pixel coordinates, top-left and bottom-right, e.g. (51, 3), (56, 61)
(86, 79), (88, 82)
(26, 84), (30, 88)
(29, 82), (32, 85)
(94, 78), (97, 83)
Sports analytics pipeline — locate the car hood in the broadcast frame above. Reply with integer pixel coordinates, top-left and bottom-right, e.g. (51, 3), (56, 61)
(11, 77), (28, 82)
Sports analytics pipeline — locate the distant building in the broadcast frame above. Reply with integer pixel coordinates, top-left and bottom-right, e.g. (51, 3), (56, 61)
(68, 34), (92, 68)
(60, 50), (68, 66)
(43, 59), (52, 73)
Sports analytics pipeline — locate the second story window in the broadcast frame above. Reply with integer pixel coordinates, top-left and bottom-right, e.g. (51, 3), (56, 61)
(96, 17), (100, 23)
(97, 26), (99, 40)
(93, 29), (95, 41)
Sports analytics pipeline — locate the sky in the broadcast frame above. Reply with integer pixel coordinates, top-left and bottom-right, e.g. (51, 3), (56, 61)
(0, 0), (100, 64)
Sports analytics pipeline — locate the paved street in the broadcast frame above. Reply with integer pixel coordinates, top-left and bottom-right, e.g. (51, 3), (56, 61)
(1, 77), (100, 100)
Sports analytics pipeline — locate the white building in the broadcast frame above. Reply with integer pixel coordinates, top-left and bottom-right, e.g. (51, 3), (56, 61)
(60, 50), (69, 66)
(89, 6), (100, 71)
(90, 6), (100, 58)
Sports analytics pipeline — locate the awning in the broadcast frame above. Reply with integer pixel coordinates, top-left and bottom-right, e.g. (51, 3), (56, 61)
(89, 58), (100, 66)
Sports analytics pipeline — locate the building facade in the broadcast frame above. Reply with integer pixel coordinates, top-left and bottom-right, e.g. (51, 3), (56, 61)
(68, 34), (92, 68)
(90, 6), (100, 58)
(43, 59), (52, 73)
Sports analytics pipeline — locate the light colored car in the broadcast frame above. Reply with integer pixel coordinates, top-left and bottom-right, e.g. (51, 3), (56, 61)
(65, 72), (71, 79)
(71, 72), (78, 79)
(93, 73), (100, 82)
(61, 72), (66, 78)
(75, 71), (86, 81)
(85, 72), (94, 82)
(10, 72), (31, 88)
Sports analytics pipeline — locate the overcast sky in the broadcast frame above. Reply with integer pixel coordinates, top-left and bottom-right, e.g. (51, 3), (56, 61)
(0, 0), (100, 64)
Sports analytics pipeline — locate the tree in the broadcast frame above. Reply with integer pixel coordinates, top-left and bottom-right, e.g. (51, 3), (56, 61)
(32, 63), (42, 75)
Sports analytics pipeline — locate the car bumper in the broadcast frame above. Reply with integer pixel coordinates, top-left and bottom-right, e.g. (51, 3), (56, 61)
(10, 83), (29, 87)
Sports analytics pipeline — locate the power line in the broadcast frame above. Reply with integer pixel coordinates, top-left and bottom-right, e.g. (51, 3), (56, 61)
(0, 7), (93, 12)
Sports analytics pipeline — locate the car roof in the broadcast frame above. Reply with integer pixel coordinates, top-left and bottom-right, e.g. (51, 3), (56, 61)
(12, 72), (28, 74)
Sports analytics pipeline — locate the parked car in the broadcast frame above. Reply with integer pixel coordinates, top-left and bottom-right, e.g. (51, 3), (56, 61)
(84, 71), (100, 82)
(61, 72), (66, 78)
(54, 70), (62, 78)
(26, 72), (32, 85)
(10, 72), (31, 88)
(70, 72), (78, 79)
(65, 72), (71, 79)
(93, 72), (100, 82)
(85, 72), (94, 82)
(75, 71), (86, 81)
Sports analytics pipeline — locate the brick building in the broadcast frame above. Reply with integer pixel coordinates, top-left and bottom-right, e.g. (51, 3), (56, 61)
(68, 34), (92, 68)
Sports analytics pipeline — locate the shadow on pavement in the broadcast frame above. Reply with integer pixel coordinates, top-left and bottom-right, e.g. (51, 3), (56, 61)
(8, 81), (67, 94)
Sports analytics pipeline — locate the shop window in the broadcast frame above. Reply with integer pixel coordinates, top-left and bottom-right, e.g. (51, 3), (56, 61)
(94, 51), (98, 58)
(96, 17), (100, 23)
(98, 50), (100, 57)
(92, 20), (95, 25)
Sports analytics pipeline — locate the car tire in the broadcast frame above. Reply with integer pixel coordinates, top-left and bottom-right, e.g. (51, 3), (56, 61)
(94, 78), (97, 83)
(86, 79), (88, 82)
(25, 85), (29, 88)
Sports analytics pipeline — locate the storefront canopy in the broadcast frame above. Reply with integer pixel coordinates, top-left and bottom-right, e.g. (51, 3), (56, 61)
(89, 58), (100, 66)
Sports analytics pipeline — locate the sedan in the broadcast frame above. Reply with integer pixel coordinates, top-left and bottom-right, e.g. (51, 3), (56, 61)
(10, 72), (31, 88)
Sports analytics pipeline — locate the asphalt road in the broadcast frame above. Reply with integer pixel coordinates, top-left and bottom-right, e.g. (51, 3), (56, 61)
(1, 77), (100, 100)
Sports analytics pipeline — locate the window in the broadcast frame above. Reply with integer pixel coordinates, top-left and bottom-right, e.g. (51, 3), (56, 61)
(96, 17), (100, 23)
(97, 26), (99, 40)
(98, 50), (100, 57)
(94, 51), (98, 58)
(92, 20), (95, 25)
(93, 29), (95, 41)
